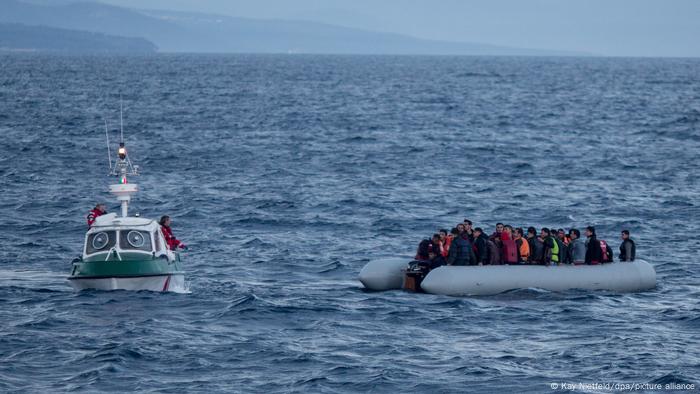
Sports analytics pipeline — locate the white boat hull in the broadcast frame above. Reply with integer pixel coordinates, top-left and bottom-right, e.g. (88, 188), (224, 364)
(358, 257), (410, 291)
(359, 259), (657, 295)
(68, 274), (185, 292)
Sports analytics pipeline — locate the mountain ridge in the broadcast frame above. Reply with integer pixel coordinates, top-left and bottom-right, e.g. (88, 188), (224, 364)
(0, 0), (590, 55)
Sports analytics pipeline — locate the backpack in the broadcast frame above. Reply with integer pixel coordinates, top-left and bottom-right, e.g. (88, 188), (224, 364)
(502, 239), (518, 264)
(600, 240), (613, 263)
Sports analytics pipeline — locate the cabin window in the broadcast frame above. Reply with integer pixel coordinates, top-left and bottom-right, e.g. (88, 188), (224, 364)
(119, 230), (152, 252)
(86, 231), (116, 254)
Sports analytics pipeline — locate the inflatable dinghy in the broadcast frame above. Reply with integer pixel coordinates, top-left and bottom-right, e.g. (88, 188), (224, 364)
(359, 258), (656, 296)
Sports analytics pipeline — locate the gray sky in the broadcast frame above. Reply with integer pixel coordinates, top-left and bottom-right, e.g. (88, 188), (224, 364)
(100, 0), (700, 57)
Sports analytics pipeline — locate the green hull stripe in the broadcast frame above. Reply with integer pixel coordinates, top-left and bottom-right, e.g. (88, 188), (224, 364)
(70, 259), (183, 278)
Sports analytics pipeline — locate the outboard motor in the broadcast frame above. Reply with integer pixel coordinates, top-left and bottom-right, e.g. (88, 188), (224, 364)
(403, 260), (431, 292)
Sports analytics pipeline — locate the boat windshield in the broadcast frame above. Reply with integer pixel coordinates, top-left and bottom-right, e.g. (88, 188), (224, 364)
(86, 231), (117, 254)
(119, 230), (153, 252)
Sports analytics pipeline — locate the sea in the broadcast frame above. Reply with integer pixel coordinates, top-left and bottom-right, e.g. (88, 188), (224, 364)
(0, 54), (699, 393)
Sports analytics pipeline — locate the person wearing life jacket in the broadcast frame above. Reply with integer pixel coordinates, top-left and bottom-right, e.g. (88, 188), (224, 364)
(557, 229), (571, 246)
(472, 227), (489, 265)
(430, 233), (445, 261)
(86, 203), (107, 227)
(568, 229), (587, 265)
(429, 234), (447, 268)
(527, 227), (543, 264)
(438, 229), (451, 258)
(619, 230), (636, 262)
(160, 215), (186, 250)
(503, 224), (514, 240)
(500, 229), (519, 265)
(584, 226), (603, 264)
(541, 228), (561, 265)
(514, 227), (530, 263)
(447, 232), (477, 266)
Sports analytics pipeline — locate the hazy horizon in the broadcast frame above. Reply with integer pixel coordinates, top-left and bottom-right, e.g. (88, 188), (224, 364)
(96, 0), (700, 57)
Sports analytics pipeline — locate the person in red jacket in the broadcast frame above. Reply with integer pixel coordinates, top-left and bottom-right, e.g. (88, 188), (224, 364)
(438, 229), (451, 257)
(86, 204), (107, 227)
(159, 215), (186, 250)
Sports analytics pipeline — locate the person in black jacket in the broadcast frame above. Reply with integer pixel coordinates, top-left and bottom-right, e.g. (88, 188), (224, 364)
(472, 227), (489, 265)
(447, 232), (477, 266)
(526, 227), (542, 264)
(619, 230), (636, 261)
(584, 226), (603, 264)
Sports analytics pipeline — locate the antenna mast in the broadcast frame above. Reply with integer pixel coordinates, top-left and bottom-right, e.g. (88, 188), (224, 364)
(104, 119), (112, 172)
(108, 96), (139, 218)
(119, 94), (124, 143)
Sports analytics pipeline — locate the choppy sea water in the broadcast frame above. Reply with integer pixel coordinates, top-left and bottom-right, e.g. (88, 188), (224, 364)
(1, 54), (699, 393)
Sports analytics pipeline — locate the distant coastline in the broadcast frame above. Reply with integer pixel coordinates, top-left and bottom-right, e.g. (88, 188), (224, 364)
(0, 0), (587, 56)
(0, 23), (157, 54)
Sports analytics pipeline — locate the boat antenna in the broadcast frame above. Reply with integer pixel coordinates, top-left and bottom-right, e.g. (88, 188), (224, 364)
(104, 118), (112, 172)
(119, 94), (124, 143)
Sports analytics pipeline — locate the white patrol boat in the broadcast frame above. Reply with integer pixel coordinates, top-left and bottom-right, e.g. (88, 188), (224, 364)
(67, 109), (185, 292)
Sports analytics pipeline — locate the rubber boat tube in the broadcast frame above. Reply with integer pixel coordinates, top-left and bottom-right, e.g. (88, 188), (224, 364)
(421, 260), (656, 296)
(358, 258), (656, 295)
(358, 257), (410, 291)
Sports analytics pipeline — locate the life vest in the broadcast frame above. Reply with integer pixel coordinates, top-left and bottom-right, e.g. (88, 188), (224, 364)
(619, 239), (636, 261)
(516, 238), (530, 261)
(550, 236), (560, 263)
(502, 239), (518, 264)
(599, 240), (612, 263)
(442, 237), (452, 258)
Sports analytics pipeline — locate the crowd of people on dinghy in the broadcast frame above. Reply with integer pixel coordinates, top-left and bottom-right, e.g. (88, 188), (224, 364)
(415, 219), (636, 269)
(86, 204), (186, 251)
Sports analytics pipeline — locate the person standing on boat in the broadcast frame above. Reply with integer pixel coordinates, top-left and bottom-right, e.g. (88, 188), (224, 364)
(438, 229), (451, 257)
(584, 226), (603, 264)
(160, 215), (186, 250)
(463, 219), (474, 241)
(527, 227), (543, 264)
(619, 230), (636, 262)
(86, 203), (107, 227)
(514, 228), (530, 263)
(568, 229), (587, 265)
(472, 227), (489, 265)
(489, 223), (504, 242)
(447, 231), (477, 266)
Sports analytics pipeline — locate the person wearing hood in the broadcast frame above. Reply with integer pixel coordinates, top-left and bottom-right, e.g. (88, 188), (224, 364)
(584, 226), (603, 264)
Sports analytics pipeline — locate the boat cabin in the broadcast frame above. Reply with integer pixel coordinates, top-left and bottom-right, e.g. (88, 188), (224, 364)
(83, 213), (175, 262)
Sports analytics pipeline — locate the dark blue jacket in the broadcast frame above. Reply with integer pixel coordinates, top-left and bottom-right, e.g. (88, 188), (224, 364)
(447, 235), (476, 266)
